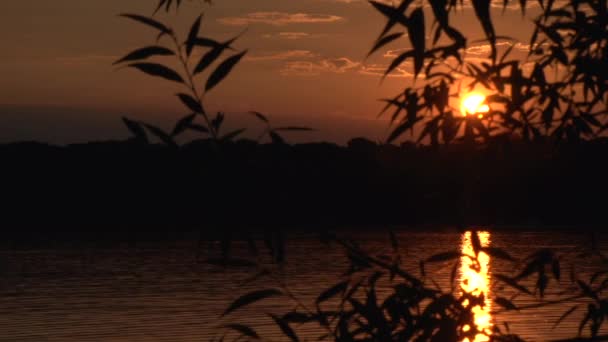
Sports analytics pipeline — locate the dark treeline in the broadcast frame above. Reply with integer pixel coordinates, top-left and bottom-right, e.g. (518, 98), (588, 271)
(2, 137), (607, 236)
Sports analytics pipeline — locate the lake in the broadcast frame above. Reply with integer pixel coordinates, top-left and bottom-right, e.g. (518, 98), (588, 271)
(0, 228), (606, 341)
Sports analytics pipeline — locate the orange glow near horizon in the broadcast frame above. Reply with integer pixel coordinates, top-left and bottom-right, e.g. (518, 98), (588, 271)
(461, 93), (490, 117)
(460, 231), (492, 342)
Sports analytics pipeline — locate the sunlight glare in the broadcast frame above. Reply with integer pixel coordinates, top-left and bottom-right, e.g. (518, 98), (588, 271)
(460, 231), (492, 342)
(461, 93), (490, 116)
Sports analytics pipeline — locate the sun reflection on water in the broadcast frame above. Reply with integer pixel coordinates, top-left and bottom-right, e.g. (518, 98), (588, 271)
(460, 231), (492, 342)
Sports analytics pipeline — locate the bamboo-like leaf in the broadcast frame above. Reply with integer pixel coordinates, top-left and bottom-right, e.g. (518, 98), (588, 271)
(387, 116), (423, 143)
(495, 274), (532, 295)
(494, 297), (518, 311)
(316, 280), (348, 305)
(274, 126), (314, 132)
(282, 312), (314, 323)
(471, 231), (482, 255)
(407, 7), (425, 77)
(186, 14), (203, 56)
(120, 14), (172, 36)
(269, 314), (299, 342)
(552, 305), (578, 329)
(129, 63), (183, 83)
(172, 113), (196, 136)
(193, 37), (223, 48)
(122, 117), (148, 143)
(249, 111), (269, 124)
(269, 131), (285, 144)
(368, 32), (405, 58)
(113, 46), (174, 65)
(577, 280), (598, 300)
(426, 251), (461, 263)
(221, 128), (246, 142)
(187, 123), (209, 133)
(193, 35), (242, 75)
(212, 112), (224, 132)
(370, 0), (414, 38)
(205, 50), (248, 92)
(384, 50), (415, 79)
(552, 258), (561, 281)
(176, 93), (202, 113)
(222, 289), (282, 316)
(470, 0), (496, 61)
(143, 124), (177, 147)
(223, 324), (259, 339)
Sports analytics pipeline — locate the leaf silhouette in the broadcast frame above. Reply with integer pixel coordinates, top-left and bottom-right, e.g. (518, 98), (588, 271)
(407, 7), (425, 77)
(129, 63), (183, 83)
(316, 280), (348, 305)
(269, 131), (285, 144)
(495, 274), (532, 295)
(274, 126), (314, 132)
(223, 324), (259, 339)
(143, 124), (177, 147)
(176, 93), (202, 113)
(221, 128), (246, 142)
(222, 289), (282, 316)
(471, 0), (496, 61)
(370, 0), (414, 38)
(368, 32), (405, 58)
(122, 117), (148, 143)
(205, 50), (248, 92)
(113, 46), (174, 65)
(269, 314), (299, 342)
(186, 14), (203, 56)
(425, 251), (461, 263)
(193, 34), (242, 75)
(552, 305), (578, 329)
(172, 113), (196, 136)
(494, 297), (518, 311)
(192, 37), (222, 49)
(387, 116), (423, 143)
(120, 14), (172, 36)
(249, 111), (269, 124)
(384, 50), (415, 79)
(187, 123), (209, 133)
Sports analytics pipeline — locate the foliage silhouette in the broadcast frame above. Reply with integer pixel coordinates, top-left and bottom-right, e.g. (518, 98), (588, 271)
(110, 1), (608, 341)
(368, 0), (607, 145)
(216, 231), (608, 342)
(116, 4), (311, 146)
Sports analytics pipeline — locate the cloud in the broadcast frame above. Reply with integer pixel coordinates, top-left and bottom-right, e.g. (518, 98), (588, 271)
(263, 32), (311, 40)
(465, 41), (514, 55)
(246, 50), (318, 61)
(359, 63), (414, 78)
(280, 57), (360, 76)
(218, 12), (344, 26)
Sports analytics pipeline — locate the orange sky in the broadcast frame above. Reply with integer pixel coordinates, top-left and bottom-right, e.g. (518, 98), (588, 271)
(0, 0), (542, 144)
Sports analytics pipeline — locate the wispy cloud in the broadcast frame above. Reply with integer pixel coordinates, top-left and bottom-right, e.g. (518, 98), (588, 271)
(280, 57), (360, 76)
(246, 50), (318, 61)
(359, 63), (414, 78)
(218, 12), (344, 26)
(262, 32), (326, 40)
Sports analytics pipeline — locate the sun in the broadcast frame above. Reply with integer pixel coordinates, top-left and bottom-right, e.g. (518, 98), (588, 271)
(461, 93), (490, 118)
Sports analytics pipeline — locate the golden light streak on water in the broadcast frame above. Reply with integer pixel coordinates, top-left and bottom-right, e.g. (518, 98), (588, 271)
(460, 231), (492, 342)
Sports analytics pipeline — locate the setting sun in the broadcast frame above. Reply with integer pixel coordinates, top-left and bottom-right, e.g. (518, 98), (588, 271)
(461, 93), (490, 118)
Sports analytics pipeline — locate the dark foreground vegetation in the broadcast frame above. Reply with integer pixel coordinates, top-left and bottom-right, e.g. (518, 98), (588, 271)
(3, 136), (607, 233)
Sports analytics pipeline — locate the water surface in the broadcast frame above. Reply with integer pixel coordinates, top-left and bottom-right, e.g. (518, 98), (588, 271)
(0, 229), (605, 341)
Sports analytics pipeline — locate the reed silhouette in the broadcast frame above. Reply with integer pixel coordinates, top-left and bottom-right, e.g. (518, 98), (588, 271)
(123, 1), (607, 341)
(5, 0), (607, 341)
